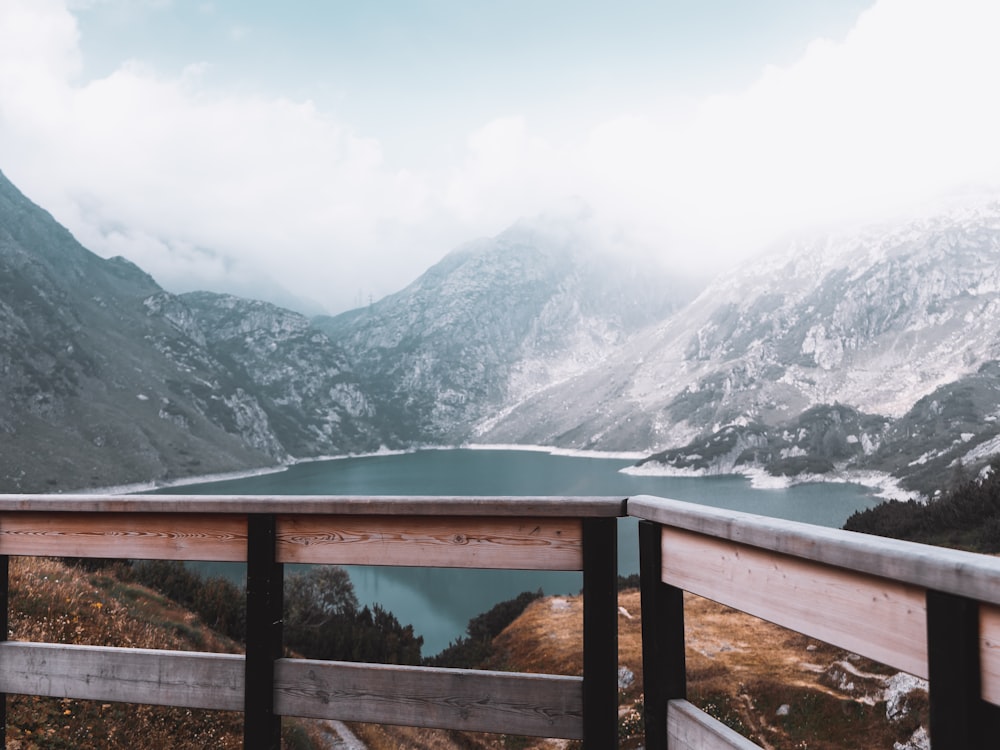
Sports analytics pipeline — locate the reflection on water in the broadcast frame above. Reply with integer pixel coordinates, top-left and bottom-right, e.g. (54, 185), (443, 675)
(157, 449), (878, 655)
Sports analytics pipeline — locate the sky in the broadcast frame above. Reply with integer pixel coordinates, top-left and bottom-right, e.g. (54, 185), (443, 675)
(1, 0), (999, 313)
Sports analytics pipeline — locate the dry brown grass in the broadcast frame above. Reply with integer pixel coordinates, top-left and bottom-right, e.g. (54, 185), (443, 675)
(373, 588), (926, 749)
(4, 557), (320, 750)
(5, 559), (925, 749)
(490, 589), (927, 750)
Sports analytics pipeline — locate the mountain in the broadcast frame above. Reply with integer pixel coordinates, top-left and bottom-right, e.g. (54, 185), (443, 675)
(7, 159), (1000, 497)
(314, 215), (696, 444)
(478, 200), (1000, 492)
(144, 291), (382, 458)
(0, 169), (382, 492)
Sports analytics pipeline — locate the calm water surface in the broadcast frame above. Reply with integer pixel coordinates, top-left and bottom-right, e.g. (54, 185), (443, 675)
(155, 449), (879, 655)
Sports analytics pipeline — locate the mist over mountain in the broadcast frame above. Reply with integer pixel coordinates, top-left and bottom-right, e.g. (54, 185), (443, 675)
(314, 216), (696, 444)
(3, 163), (1000, 496)
(0, 169), (384, 491)
(479, 200), (1000, 493)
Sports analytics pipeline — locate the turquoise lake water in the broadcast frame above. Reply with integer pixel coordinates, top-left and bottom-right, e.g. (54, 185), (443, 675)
(154, 449), (879, 655)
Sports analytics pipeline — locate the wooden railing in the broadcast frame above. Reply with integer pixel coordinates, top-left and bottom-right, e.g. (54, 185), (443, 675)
(0, 494), (625, 749)
(629, 494), (1000, 749)
(5, 492), (1000, 749)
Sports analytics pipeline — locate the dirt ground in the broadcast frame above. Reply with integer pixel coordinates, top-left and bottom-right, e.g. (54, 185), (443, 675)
(350, 589), (930, 750)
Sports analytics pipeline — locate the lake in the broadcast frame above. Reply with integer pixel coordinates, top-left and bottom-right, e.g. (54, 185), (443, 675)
(153, 448), (879, 655)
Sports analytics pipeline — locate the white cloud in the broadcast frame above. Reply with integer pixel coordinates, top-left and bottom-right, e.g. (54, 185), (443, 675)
(651, 0), (1000, 260)
(432, 1), (1000, 275)
(0, 0), (435, 311)
(1, 0), (999, 312)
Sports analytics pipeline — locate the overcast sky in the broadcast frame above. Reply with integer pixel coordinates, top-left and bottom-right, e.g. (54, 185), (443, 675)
(1, 0), (999, 313)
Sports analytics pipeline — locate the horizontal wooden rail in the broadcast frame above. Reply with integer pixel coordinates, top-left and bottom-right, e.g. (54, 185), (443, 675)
(0, 495), (626, 517)
(0, 643), (583, 739)
(0, 512), (585, 569)
(276, 515), (584, 569)
(0, 494), (623, 749)
(631, 495), (1000, 750)
(0, 512), (247, 561)
(629, 494), (1000, 605)
(0, 642), (245, 711)
(275, 659), (583, 738)
(658, 525), (928, 678)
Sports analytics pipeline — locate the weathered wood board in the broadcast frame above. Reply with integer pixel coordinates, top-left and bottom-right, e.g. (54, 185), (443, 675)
(630, 494), (1000, 606)
(274, 659), (584, 738)
(658, 526), (928, 678)
(0, 642), (245, 711)
(0, 494), (626, 518)
(0, 512), (247, 561)
(667, 699), (762, 749)
(981, 603), (1000, 706)
(276, 515), (583, 569)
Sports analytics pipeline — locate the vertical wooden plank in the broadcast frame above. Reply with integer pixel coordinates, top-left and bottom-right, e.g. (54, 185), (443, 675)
(666, 699), (761, 749)
(582, 517), (618, 749)
(926, 589), (984, 749)
(0, 554), (7, 750)
(981, 603), (1000, 705)
(245, 515), (283, 750)
(640, 521), (686, 750)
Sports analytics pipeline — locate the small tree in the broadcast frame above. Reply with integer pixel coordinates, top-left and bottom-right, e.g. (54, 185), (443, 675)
(283, 566), (423, 665)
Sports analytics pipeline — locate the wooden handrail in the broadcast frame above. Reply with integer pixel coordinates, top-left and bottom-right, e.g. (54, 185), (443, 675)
(0, 495), (623, 750)
(10, 491), (998, 748)
(629, 494), (1000, 605)
(629, 495), (1000, 749)
(0, 494), (626, 516)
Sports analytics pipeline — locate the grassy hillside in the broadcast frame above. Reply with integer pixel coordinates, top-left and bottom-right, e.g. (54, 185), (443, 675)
(4, 557), (325, 750)
(344, 588), (928, 749)
(4, 557), (934, 748)
(845, 461), (1000, 551)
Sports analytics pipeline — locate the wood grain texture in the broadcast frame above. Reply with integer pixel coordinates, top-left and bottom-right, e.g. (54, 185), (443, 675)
(666, 699), (761, 749)
(630, 494), (1000, 607)
(0, 642), (245, 711)
(276, 515), (583, 569)
(982, 604), (1000, 706)
(274, 659), (584, 738)
(0, 512), (247, 561)
(659, 526), (928, 678)
(0, 494), (626, 517)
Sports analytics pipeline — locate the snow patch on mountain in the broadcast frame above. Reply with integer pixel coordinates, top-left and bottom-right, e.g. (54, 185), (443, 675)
(479, 197), (1000, 494)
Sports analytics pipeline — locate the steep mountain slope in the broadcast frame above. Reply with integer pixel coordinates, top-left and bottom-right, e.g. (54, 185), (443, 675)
(479, 200), (1000, 489)
(8, 158), (1000, 496)
(0, 170), (262, 490)
(0, 170), (380, 491)
(170, 291), (379, 457)
(315, 216), (694, 444)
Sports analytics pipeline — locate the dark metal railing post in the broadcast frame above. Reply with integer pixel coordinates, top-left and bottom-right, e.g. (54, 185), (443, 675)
(582, 516), (618, 749)
(0, 553), (8, 750)
(245, 514), (283, 749)
(926, 589), (1000, 748)
(639, 520), (685, 750)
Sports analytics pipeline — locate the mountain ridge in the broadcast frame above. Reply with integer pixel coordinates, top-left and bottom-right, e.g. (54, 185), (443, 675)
(4, 164), (1000, 497)
(0, 169), (388, 491)
(475, 199), (1000, 492)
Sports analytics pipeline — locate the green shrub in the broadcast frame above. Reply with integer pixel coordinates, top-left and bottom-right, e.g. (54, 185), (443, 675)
(427, 589), (542, 668)
(845, 462), (1000, 552)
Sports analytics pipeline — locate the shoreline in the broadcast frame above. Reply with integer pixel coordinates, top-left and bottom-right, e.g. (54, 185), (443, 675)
(459, 443), (647, 460)
(80, 464), (291, 496)
(81, 443), (645, 495)
(81, 443), (918, 502)
(621, 461), (923, 501)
